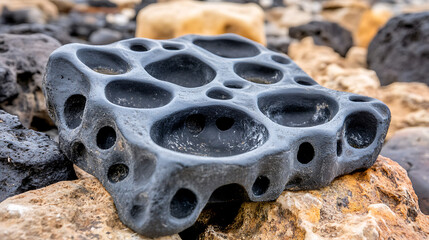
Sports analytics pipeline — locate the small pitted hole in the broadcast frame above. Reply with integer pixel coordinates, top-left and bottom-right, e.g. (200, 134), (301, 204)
(337, 140), (342, 156)
(130, 205), (144, 219)
(97, 126), (116, 149)
(107, 163), (129, 183)
(234, 63), (283, 84)
(130, 44), (148, 52)
(170, 188), (198, 219)
(271, 55), (291, 64)
(185, 114), (205, 135)
(77, 49), (129, 75)
(297, 142), (314, 164)
(349, 95), (373, 102)
(105, 80), (172, 108)
(286, 176), (303, 188)
(252, 176), (270, 196)
(163, 44), (181, 50)
(224, 81), (245, 89)
(345, 112), (377, 149)
(294, 76), (318, 86)
(207, 89), (233, 100)
(145, 54), (216, 88)
(64, 94), (86, 129)
(72, 142), (86, 163)
(194, 38), (260, 58)
(216, 117), (234, 131)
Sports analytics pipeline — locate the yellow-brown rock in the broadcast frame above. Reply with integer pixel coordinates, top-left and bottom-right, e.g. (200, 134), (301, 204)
(0, 167), (180, 240)
(357, 9), (392, 48)
(0, 0), (58, 22)
(201, 156), (429, 239)
(135, 1), (266, 45)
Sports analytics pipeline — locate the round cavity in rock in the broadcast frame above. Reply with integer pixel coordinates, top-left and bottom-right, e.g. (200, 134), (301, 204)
(130, 205), (144, 219)
(294, 76), (318, 86)
(105, 80), (172, 108)
(71, 141), (86, 164)
(252, 176), (270, 196)
(207, 89), (233, 100)
(337, 140), (342, 156)
(130, 44), (148, 52)
(223, 81), (245, 89)
(170, 188), (198, 219)
(163, 44), (182, 50)
(349, 95), (373, 102)
(107, 163), (129, 183)
(77, 49), (129, 75)
(151, 106), (268, 157)
(64, 94), (86, 129)
(258, 90), (339, 127)
(97, 126), (117, 150)
(194, 38), (260, 58)
(297, 142), (314, 164)
(271, 55), (291, 64)
(145, 54), (216, 88)
(345, 112), (377, 149)
(234, 63), (283, 84)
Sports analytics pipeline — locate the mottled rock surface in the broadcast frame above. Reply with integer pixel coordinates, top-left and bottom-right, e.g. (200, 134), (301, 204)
(200, 156), (429, 239)
(136, 1), (266, 44)
(289, 21), (353, 57)
(0, 34), (60, 130)
(381, 127), (429, 214)
(0, 110), (76, 202)
(0, 166), (179, 240)
(368, 12), (429, 86)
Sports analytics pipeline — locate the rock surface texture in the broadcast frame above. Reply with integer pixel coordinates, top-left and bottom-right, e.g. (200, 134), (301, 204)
(0, 110), (76, 202)
(43, 34), (390, 237)
(200, 156), (429, 239)
(0, 33), (61, 130)
(381, 127), (429, 215)
(368, 12), (429, 86)
(135, 1), (266, 45)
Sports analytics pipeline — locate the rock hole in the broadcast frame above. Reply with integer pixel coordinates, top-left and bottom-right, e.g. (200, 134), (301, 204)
(145, 54), (216, 88)
(337, 140), (342, 156)
(208, 184), (249, 203)
(77, 49), (129, 75)
(107, 163), (129, 183)
(234, 63), (283, 84)
(345, 112), (377, 149)
(64, 94), (86, 129)
(349, 95), (373, 102)
(130, 44), (148, 52)
(130, 205), (144, 219)
(207, 89), (233, 100)
(224, 81), (245, 89)
(170, 188), (198, 219)
(163, 44), (182, 50)
(271, 55), (291, 64)
(72, 142), (86, 164)
(216, 117), (234, 131)
(286, 176), (303, 188)
(252, 176), (270, 196)
(194, 38), (260, 58)
(294, 76), (318, 86)
(97, 126), (116, 149)
(297, 142), (314, 164)
(105, 80), (172, 108)
(185, 114), (205, 135)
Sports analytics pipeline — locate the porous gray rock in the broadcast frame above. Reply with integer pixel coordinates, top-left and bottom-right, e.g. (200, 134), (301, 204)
(368, 12), (429, 86)
(43, 34), (391, 237)
(0, 110), (76, 202)
(0, 23), (72, 44)
(89, 28), (122, 45)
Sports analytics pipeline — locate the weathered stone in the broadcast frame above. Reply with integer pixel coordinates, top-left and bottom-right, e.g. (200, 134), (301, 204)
(0, 34), (60, 130)
(200, 156), (429, 239)
(0, 0), (59, 23)
(135, 1), (266, 45)
(368, 12), (429, 86)
(0, 23), (72, 44)
(381, 127), (429, 214)
(89, 28), (122, 45)
(0, 110), (76, 202)
(266, 5), (313, 29)
(43, 34), (390, 237)
(0, 166), (179, 240)
(289, 21), (353, 57)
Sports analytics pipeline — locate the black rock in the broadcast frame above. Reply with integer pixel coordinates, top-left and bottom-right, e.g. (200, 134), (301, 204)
(43, 34), (390, 237)
(53, 12), (107, 41)
(89, 28), (123, 45)
(0, 23), (72, 44)
(367, 12), (429, 86)
(0, 7), (45, 25)
(267, 35), (291, 54)
(0, 110), (76, 202)
(289, 21), (354, 57)
(0, 67), (18, 102)
(380, 127), (429, 215)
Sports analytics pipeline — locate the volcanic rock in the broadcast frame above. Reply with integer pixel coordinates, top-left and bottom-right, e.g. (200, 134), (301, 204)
(0, 23), (72, 44)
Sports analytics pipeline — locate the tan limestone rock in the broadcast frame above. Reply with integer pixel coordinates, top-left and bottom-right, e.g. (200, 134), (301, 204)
(201, 156), (429, 239)
(135, 1), (266, 45)
(0, 0), (58, 22)
(356, 9), (392, 48)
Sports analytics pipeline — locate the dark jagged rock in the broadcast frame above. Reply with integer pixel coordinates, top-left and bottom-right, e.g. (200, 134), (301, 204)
(289, 21), (354, 57)
(0, 110), (76, 202)
(0, 34), (60, 130)
(43, 34), (390, 237)
(381, 127), (429, 215)
(0, 23), (72, 44)
(368, 12), (429, 86)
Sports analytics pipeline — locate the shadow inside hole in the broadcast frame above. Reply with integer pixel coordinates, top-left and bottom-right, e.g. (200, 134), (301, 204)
(194, 38), (260, 58)
(71, 142), (86, 164)
(216, 117), (235, 131)
(294, 76), (318, 86)
(297, 142), (314, 164)
(224, 81), (245, 89)
(207, 89), (233, 100)
(345, 112), (377, 149)
(130, 44), (148, 52)
(349, 95), (373, 102)
(64, 94), (86, 129)
(337, 140), (342, 156)
(252, 176), (270, 196)
(96, 126), (116, 149)
(234, 62), (283, 84)
(77, 49), (129, 75)
(271, 55), (291, 64)
(185, 114), (205, 135)
(170, 188), (198, 219)
(107, 163), (129, 183)
(163, 44), (182, 50)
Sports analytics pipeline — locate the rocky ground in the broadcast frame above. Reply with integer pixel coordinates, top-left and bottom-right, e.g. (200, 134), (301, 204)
(1, 0), (429, 239)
